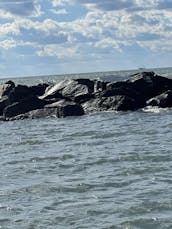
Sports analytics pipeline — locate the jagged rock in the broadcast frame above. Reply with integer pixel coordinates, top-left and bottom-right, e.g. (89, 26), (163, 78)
(39, 80), (67, 100)
(40, 79), (95, 102)
(0, 81), (15, 98)
(40, 79), (73, 100)
(3, 95), (45, 118)
(146, 90), (172, 108)
(61, 81), (89, 99)
(82, 95), (137, 113)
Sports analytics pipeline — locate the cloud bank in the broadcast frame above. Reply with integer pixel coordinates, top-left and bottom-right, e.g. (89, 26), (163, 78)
(0, 0), (171, 76)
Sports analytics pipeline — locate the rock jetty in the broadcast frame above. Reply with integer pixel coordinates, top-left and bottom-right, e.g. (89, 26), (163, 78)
(1, 71), (172, 121)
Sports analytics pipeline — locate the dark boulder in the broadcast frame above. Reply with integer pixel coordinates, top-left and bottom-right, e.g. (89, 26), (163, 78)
(0, 80), (15, 98)
(7, 99), (85, 120)
(29, 83), (49, 96)
(151, 74), (172, 94)
(8, 85), (32, 103)
(127, 71), (172, 100)
(45, 99), (84, 117)
(8, 99), (84, 120)
(126, 72), (156, 100)
(3, 95), (45, 118)
(98, 80), (145, 108)
(146, 90), (172, 108)
(82, 95), (137, 113)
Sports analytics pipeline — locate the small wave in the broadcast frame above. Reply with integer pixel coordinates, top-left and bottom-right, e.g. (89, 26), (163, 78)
(142, 106), (170, 113)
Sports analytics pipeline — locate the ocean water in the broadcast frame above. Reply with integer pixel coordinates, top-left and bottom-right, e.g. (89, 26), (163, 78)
(1, 68), (172, 229)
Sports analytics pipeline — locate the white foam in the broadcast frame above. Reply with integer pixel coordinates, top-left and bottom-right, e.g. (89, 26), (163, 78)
(142, 106), (169, 113)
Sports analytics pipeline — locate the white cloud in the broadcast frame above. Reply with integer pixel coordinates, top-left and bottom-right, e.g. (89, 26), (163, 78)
(51, 0), (69, 7)
(0, 39), (17, 49)
(0, 0), (42, 17)
(51, 0), (64, 6)
(51, 8), (68, 15)
(1, 0), (172, 61)
(37, 44), (79, 58)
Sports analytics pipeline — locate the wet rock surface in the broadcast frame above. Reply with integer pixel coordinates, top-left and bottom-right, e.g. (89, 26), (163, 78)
(1, 71), (172, 121)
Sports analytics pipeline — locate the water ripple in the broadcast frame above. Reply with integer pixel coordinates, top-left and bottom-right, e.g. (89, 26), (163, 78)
(1, 110), (172, 228)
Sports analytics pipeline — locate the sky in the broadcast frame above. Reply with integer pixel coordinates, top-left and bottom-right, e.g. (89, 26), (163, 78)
(0, 0), (172, 77)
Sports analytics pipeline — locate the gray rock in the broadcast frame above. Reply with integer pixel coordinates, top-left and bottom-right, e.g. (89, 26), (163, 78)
(82, 95), (137, 113)
(61, 81), (89, 99)
(146, 90), (172, 108)
(40, 79), (95, 103)
(45, 99), (84, 117)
